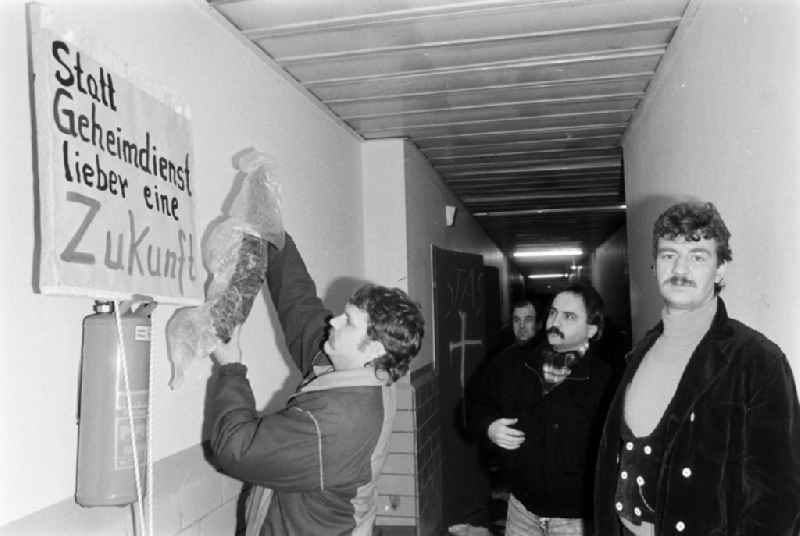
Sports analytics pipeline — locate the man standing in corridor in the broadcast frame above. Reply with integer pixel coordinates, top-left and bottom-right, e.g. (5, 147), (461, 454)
(593, 201), (800, 535)
(471, 283), (613, 535)
(509, 295), (542, 349)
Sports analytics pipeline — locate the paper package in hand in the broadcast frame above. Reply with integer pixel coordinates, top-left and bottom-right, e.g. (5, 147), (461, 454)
(165, 149), (284, 388)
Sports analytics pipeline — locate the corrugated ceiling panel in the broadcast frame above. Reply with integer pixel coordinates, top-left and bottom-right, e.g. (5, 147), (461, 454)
(416, 125), (627, 148)
(428, 146), (621, 164)
(421, 136), (622, 156)
(345, 97), (640, 131)
(307, 52), (664, 100)
(399, 113), (631, 140)
(243, 2), (685, 58)
(215, 0), (536, 31)
(277, 27), (676, 80)
(326, 75), (650, 116)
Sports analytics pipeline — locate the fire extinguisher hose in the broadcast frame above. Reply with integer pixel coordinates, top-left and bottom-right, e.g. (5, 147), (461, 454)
(147, 308), (155, 536)
(114, 300), (149, 536)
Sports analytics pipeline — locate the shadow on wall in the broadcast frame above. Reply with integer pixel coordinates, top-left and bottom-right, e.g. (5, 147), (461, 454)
(626, 194), (705, 332)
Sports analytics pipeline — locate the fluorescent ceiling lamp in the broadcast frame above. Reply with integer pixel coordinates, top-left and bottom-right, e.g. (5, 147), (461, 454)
(528, 273), (567, 280)
(514, 247), (583, 258)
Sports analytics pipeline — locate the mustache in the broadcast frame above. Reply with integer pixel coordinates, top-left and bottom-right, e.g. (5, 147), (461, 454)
(547, 326), (564, 338)
(665, 276), (696, 287)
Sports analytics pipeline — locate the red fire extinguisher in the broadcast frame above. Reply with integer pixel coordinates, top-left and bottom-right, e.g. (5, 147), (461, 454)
(75, 299), (157, 507)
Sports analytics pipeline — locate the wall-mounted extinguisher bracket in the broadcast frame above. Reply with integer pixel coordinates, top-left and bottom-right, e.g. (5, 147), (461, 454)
(75, 296), (157, 512)
(118, 295), (158, 319)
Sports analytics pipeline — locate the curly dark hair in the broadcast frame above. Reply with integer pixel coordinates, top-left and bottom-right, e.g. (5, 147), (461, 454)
(349, 285), (425, 384)
(559, 282), (605, 340)
(652, 201), (732, 293)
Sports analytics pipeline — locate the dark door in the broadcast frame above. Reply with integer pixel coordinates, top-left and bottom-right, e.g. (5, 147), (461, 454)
(432, 245), (490, 527)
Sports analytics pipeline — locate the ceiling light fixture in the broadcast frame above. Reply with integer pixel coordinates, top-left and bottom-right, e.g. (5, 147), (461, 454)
(527, 273), (567, 280)
(514, 247), (583, 258)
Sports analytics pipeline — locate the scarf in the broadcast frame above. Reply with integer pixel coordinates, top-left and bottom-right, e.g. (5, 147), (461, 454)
(541, 342), (588, 394)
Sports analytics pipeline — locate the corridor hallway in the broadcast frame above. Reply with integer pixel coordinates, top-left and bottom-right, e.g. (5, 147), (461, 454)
(2, 1), (799, 535)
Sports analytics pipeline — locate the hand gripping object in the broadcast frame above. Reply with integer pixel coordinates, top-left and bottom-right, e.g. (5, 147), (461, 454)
(165, 149), (285, 388)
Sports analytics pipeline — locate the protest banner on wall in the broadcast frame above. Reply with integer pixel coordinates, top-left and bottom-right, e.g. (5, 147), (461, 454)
(29, 7), (203, 305)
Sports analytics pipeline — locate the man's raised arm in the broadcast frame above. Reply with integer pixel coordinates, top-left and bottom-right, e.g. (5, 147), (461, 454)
(266, 233), (330, 376)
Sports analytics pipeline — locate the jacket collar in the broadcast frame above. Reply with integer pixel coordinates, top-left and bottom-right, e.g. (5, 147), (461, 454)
(289, 366), (386, 401)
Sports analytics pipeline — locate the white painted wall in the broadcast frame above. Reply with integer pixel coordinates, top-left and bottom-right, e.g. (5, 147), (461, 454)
(622, 0), (800, 382)
(362, 139), (409, 291)
(1, 0), (363, 525)
(403, 142), (515, 372)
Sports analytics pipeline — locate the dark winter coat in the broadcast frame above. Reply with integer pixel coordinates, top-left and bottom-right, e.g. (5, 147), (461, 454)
(470, 340), (614, 518)
(594, 299), (800, 536)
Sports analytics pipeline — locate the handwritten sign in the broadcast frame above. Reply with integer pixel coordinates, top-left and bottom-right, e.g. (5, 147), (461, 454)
(30, 9), (202, 304)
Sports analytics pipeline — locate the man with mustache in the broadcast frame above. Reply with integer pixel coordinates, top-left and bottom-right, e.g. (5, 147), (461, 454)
(478, 296), (542, 529)
(594, 201), (800, 535)
(470, 283), (614, 535)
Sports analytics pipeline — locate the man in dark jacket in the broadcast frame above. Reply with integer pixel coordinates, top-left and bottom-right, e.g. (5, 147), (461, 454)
(471, 283), (613, 536)
(510, 295), (542, 349)
(204, 234), (424, 536)
(594, 201), (800, 535)
(479, 294), (542, 530)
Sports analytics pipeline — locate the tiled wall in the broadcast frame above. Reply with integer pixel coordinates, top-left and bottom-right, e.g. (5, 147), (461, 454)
(376, 381), (418, 528)
(0, 445), (239, 536)
(376, 365), (443, 536)
(412, 366), (443, 536)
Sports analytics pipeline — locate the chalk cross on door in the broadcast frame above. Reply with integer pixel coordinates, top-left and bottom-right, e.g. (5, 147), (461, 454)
(449, 310), (483, 428)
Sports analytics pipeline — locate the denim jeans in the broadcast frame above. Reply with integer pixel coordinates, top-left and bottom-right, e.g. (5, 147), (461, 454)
(506, 494), (588, 536)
